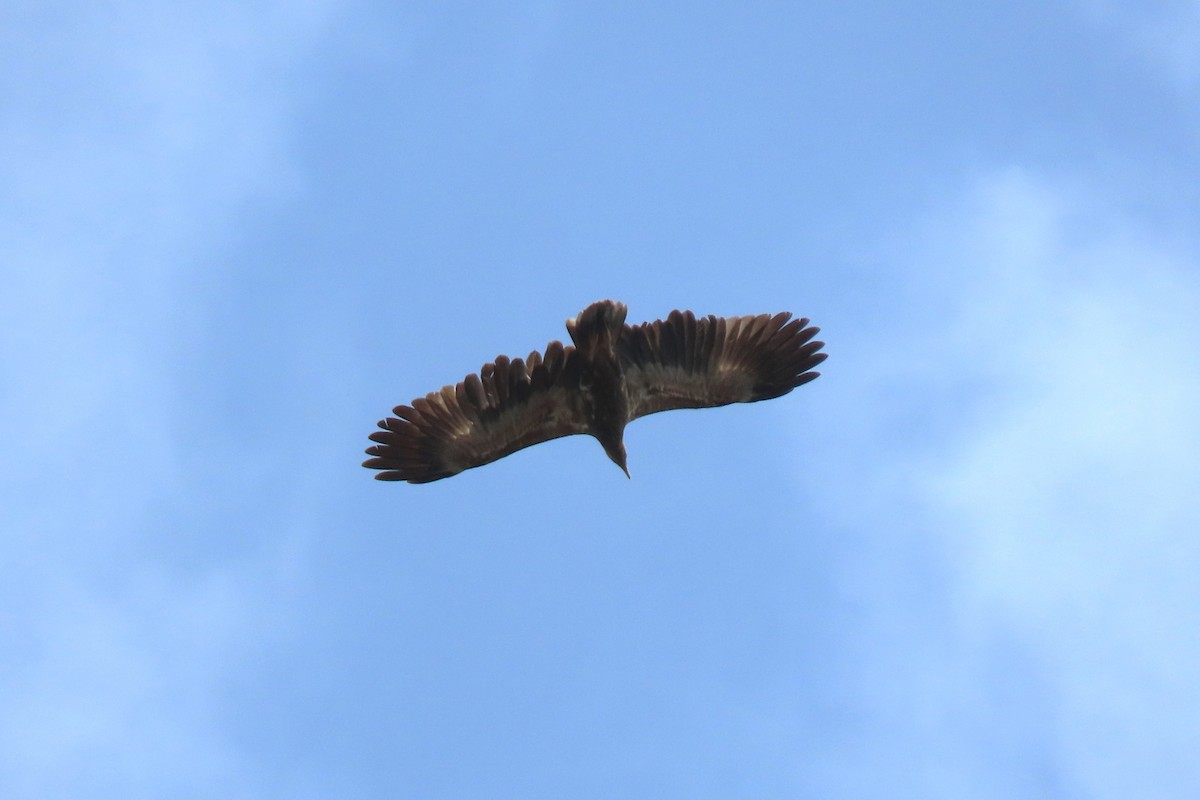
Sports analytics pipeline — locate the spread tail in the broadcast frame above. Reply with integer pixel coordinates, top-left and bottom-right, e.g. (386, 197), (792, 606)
(565, 300), (628, 355)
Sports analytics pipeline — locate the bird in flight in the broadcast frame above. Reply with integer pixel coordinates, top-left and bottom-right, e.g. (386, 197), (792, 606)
(363, 300), (826, 483)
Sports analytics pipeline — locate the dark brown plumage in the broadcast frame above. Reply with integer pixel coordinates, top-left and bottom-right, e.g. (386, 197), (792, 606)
(363, 300), (826, 483)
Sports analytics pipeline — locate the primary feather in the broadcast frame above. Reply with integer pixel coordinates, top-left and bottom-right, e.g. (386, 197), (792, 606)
(364, 300), (826, 483)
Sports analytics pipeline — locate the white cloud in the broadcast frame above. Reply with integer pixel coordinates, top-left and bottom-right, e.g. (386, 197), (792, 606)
(0, 2), (341, 796)
(830, 167), (1200, 796)
(920, 170), (1200, 797)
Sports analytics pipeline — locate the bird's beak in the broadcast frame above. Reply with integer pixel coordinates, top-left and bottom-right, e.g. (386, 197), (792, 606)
(608, 447), (630, 479)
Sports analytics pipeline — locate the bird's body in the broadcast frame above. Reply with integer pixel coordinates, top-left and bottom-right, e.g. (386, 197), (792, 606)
(363, 300), (825, 483)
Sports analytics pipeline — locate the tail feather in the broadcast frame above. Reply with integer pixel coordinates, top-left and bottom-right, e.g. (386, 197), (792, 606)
(566, 300), (628, 355)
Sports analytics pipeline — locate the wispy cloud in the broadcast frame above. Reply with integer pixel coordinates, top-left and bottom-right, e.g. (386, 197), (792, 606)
(919, 169), (1200, 797)
(811, 167), (1200, 796)
(0, 2), (340, 796)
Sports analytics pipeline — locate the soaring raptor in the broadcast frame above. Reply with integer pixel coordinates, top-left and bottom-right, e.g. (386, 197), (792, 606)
(363, 300), (826, 483)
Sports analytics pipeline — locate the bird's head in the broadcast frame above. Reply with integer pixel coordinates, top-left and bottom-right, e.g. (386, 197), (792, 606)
(602, 438), (630, 479)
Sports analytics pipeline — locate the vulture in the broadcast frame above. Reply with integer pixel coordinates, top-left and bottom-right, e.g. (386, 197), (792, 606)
(363, 300), (826, 483)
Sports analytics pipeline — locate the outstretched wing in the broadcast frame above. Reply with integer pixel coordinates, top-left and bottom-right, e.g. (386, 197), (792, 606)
(618, 310), (826, 420)
(363, 341), (588, 483)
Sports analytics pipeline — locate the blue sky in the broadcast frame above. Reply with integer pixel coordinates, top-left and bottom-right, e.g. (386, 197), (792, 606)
(3, 1), (1199, 797)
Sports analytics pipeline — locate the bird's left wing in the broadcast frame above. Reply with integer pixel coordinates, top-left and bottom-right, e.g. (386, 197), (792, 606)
(363, 341), (589, 483)
(619, 309), (825, 421)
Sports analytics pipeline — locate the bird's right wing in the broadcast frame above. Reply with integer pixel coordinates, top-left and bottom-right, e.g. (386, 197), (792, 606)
(363, 341), (590, 483)
(618, 310), (825, 421)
